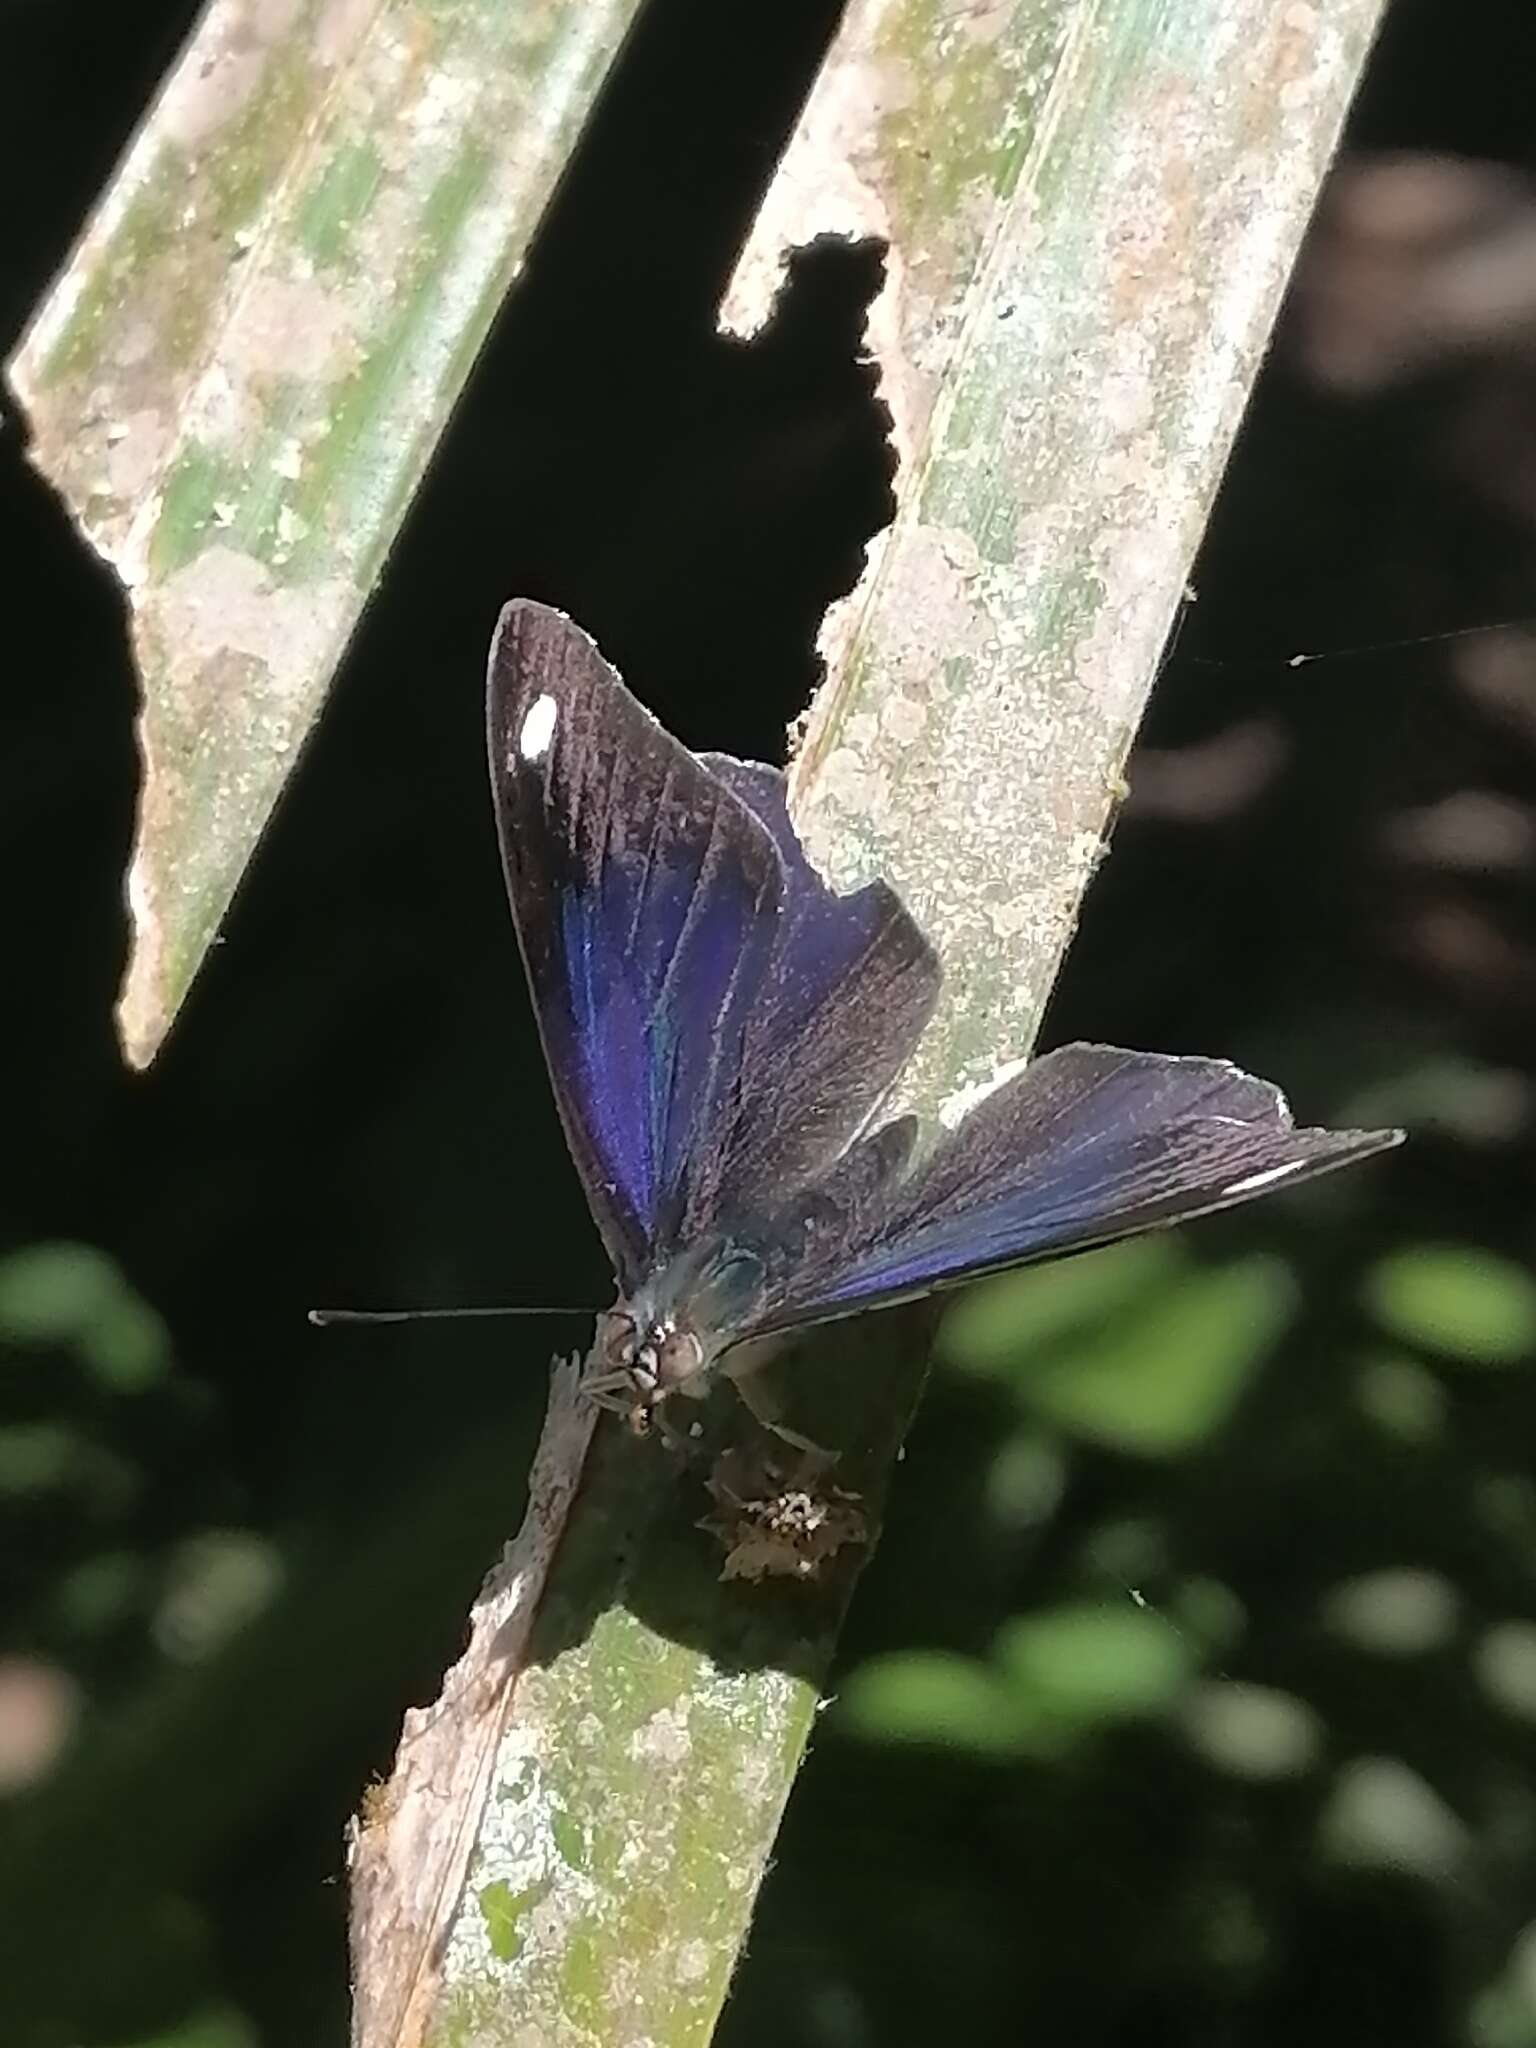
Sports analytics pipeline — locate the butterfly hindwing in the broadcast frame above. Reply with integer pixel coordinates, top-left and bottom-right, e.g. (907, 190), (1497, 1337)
(694, 757), (939, 1226)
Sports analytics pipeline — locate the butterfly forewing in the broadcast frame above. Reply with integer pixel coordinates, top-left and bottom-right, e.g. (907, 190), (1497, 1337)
(487, 603), (941, 1288)
(488, 603), (783, 1287)
(740, 1043), (1402, 1339)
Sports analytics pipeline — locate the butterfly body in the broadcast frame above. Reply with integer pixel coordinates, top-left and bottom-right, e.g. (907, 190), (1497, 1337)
(488, 601), (1403, 1438)
(586, 1238), (766, 1426)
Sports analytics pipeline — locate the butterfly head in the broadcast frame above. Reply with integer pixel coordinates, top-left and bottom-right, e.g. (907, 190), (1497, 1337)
(587, 1306), (708, 1435)
(584, 1242), (769, 1434)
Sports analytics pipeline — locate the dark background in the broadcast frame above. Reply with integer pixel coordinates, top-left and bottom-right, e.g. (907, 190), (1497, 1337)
(5, 0), (1536, 2042)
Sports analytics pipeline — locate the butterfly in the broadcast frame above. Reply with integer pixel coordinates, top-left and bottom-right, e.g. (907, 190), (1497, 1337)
(487, 601), (1402, 1437)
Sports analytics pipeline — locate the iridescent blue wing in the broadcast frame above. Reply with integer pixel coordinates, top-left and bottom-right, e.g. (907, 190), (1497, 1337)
(487, 603), (939, 1289)
(742, 1043), (1402, 1338)
(488, 602), (780, 1288)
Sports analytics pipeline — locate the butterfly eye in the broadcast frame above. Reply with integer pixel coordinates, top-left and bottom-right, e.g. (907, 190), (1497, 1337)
(654, 1325), (704, 1392)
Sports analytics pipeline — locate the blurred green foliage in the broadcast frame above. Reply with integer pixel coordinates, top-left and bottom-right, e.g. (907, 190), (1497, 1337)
(1364, 1246), (1536, 1366)
(940, 1238), (1295, 1453)
(0, 1242), (171, 1393)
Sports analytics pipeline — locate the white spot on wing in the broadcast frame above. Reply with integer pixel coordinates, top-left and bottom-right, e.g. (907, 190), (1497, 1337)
(1222, 1159), (1306, 1198)
(519, 692), (558, 762)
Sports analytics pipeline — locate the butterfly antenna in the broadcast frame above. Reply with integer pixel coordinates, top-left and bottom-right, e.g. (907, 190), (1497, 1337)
(307, 1304), (595, 1327)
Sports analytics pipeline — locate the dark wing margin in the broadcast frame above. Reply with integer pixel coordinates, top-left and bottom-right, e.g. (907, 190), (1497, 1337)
(488, 601), (784, 1290)
(739, 1042), (1403, 1339)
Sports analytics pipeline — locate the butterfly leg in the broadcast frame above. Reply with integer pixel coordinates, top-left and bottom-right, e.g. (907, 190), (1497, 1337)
(726, 1359), (835, 1462)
